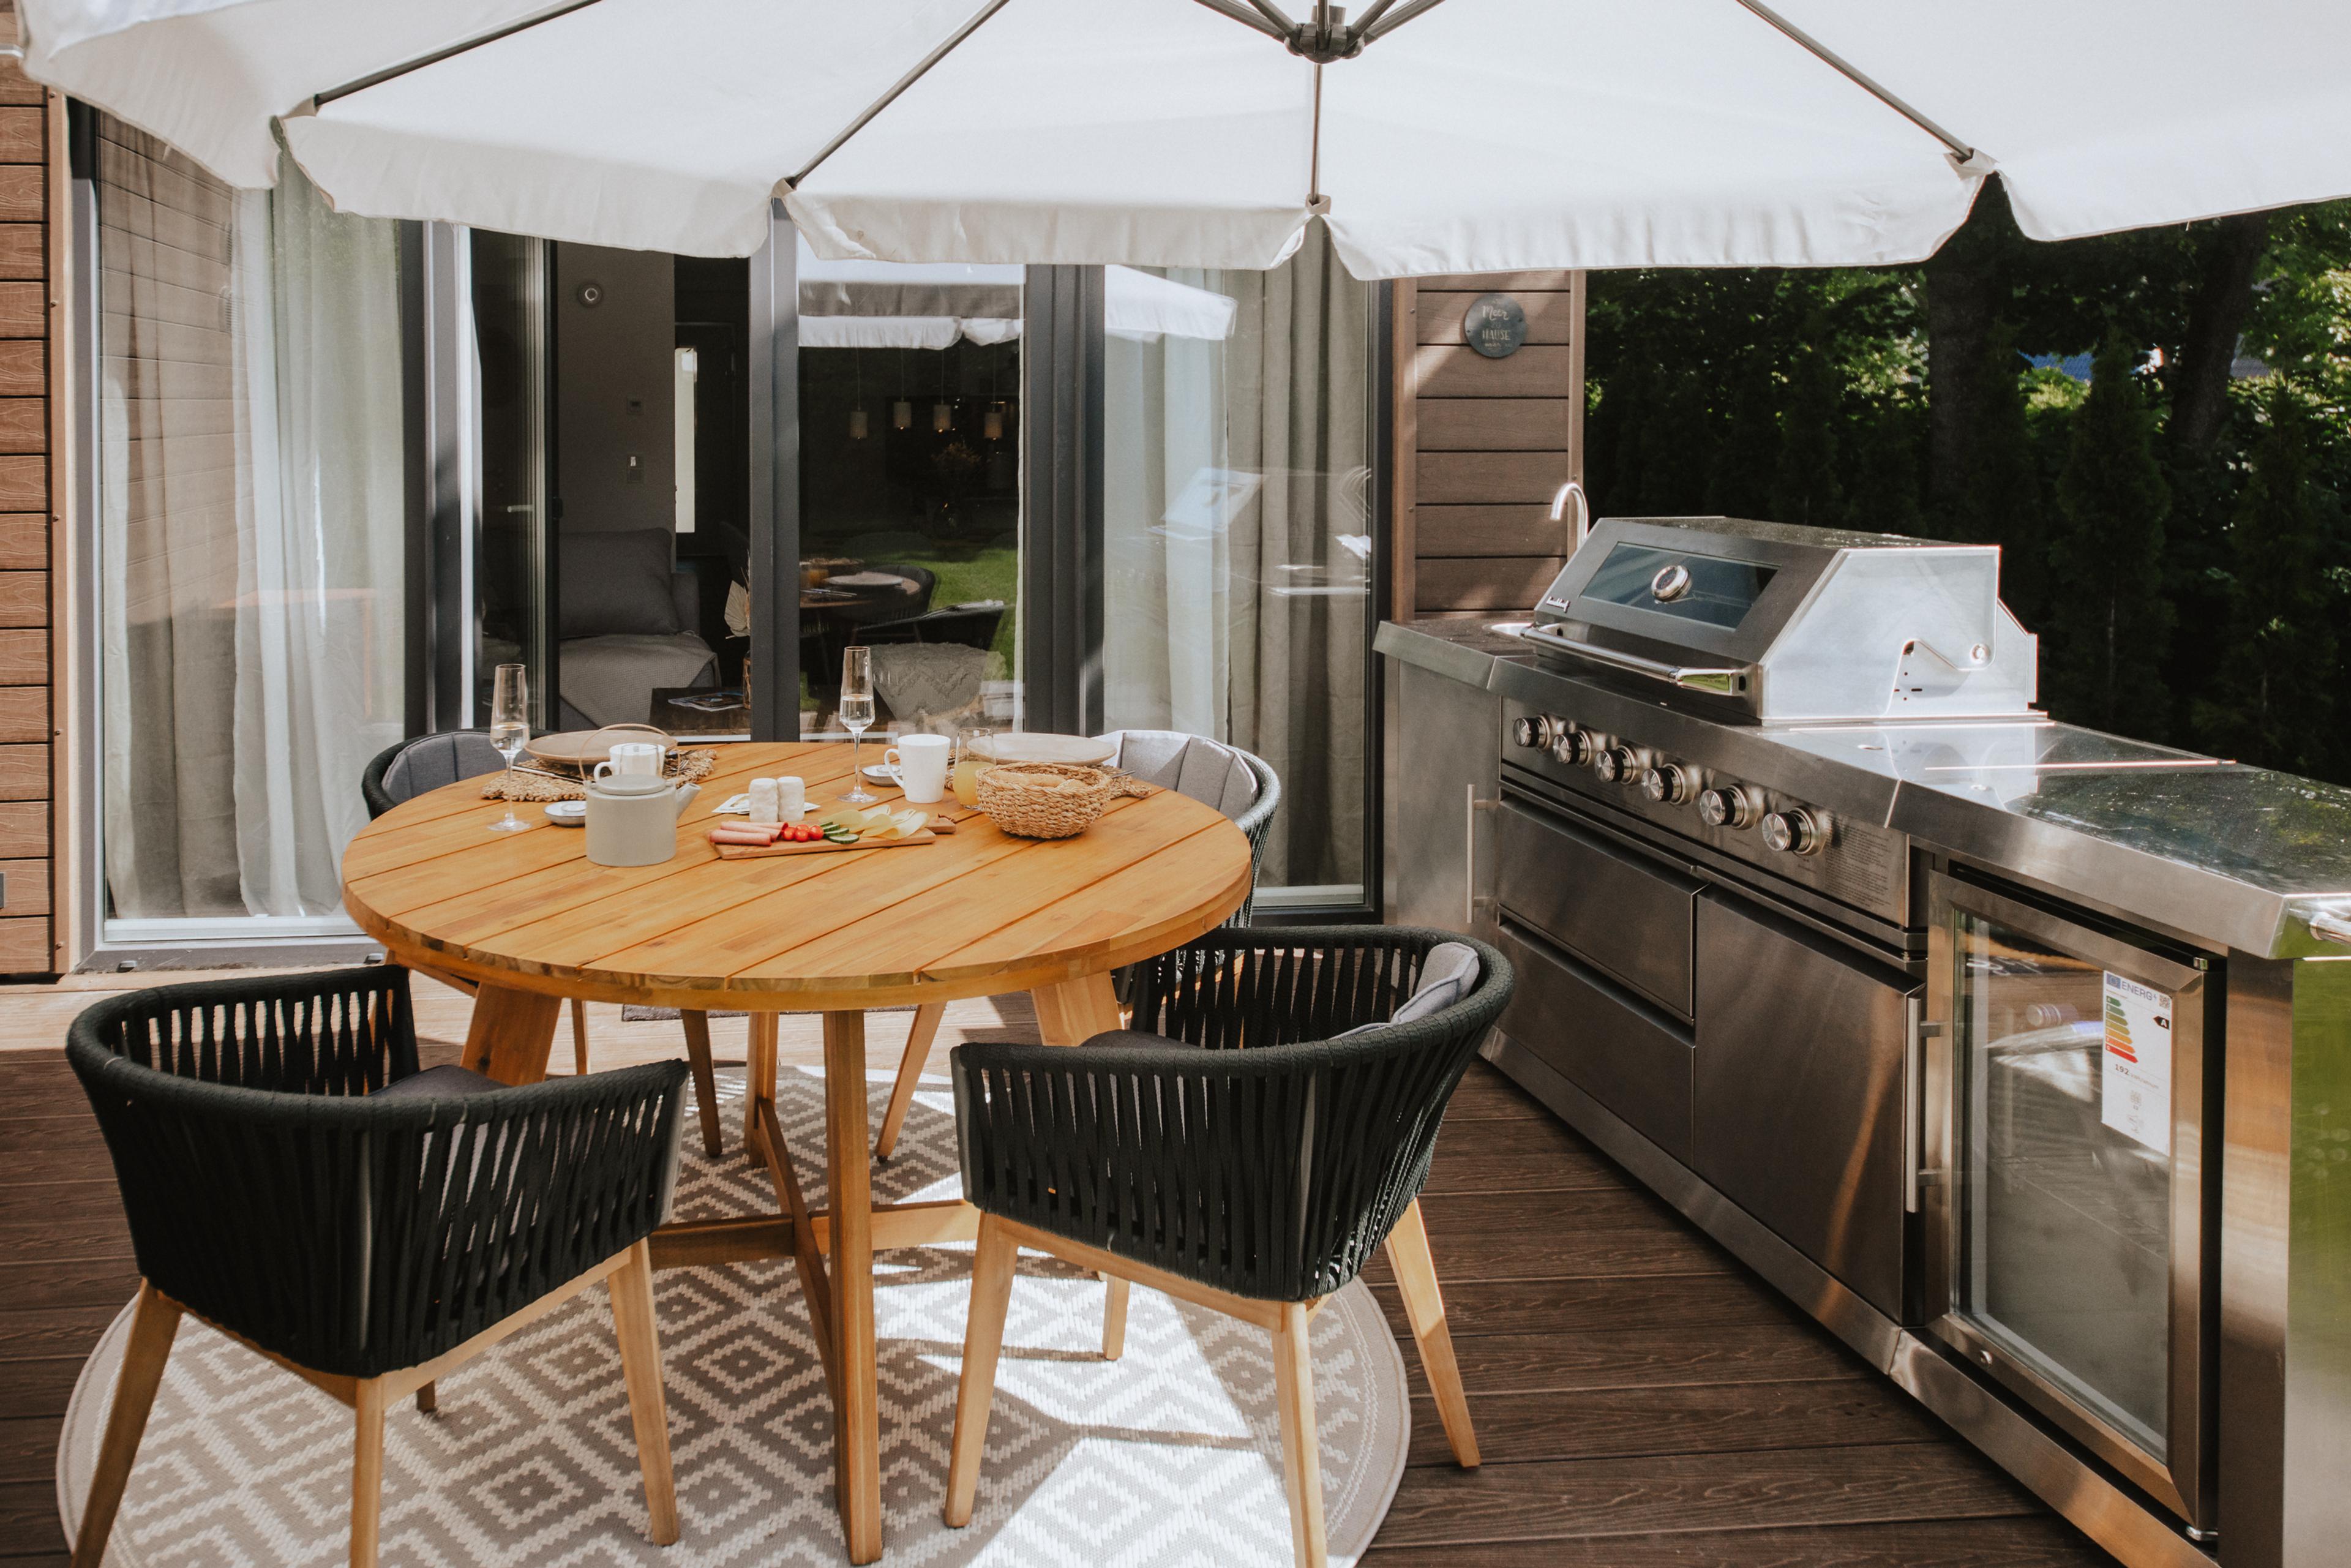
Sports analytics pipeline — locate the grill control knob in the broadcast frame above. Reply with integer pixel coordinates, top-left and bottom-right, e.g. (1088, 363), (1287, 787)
(1594, 745), (1642, 785)
(1512, 716), (1542, 748)
(1551, 726), (1594, 766)
(1698, 786), (1753, 829)
(1761, 808), (1822, 855)
(1644, 763), (1693, 805)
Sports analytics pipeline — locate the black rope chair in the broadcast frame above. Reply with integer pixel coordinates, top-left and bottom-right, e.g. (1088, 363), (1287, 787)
(943, 926), (1511, 1567)
(872, 729), (1281, 1163)
(64, 967), (690, 1568)
(362, 730), (726, 1157)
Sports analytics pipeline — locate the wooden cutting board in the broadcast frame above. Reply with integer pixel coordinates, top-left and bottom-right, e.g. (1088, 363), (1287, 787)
(711, 827), (939, 859)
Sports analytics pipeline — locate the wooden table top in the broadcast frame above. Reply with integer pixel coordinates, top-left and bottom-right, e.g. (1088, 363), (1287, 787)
(341, 741), (1253, 1013)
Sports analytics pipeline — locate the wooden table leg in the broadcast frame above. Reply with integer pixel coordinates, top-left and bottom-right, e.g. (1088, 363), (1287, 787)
(462, 983), (564, 1086)
(746, 1013), (778, 1157)
(1031, 972), (1123, 1047)
(824, 1010), (882, 1564)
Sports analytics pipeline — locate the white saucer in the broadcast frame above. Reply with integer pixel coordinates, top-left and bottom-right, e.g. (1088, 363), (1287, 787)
(861, 765), (902, 784)
(544, 800), (585, 826)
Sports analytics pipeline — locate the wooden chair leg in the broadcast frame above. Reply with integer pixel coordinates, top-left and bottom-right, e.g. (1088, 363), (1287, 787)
(1101, 1275), (1130, 1360)
(875, 1001), (945, 1160)
(609, 1239), (681, 1545)
(569, 997), (592, 1076)
(944, 1214), (1019, 1528)
(1271, 1300), (1328, 1568)
(70, 1282), (181, 1568)
(413, 1381), (437, 1415)
(351, 1378), (387, 1568)
(744, 1014), (778, 1160)
(1382, 1196), (1480, 1467)
(680, 1010), (724, 1158)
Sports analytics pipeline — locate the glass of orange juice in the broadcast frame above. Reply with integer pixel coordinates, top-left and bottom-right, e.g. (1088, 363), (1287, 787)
(952, 730), (991, 806)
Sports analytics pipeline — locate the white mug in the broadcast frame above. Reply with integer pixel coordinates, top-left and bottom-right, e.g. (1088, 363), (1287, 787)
(596, 741), (666, 780)
(883, 733), (950, 804)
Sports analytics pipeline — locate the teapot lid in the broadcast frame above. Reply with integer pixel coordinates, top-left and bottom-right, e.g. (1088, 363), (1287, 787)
(590, 771), (674, 797)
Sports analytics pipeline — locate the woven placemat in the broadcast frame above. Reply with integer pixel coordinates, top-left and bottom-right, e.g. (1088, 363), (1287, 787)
(481, 748), (718, 803)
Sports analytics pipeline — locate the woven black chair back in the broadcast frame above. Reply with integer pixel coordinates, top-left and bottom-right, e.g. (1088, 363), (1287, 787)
(954, 926), (1510, 1303)
(361, 730), (506, 820)
(67, 967), (689, 1378)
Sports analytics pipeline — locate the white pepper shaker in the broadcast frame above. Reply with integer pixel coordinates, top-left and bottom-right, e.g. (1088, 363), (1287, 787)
(776, 775), (806, 820)
(748, 778), (780, 824)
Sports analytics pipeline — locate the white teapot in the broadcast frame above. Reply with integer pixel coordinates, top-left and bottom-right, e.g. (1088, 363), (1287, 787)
(584, 769), (700, 867)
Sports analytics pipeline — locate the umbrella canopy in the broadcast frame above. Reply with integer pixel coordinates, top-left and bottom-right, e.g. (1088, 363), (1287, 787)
(23, 0), (2351, 277)
(797, 238), (1239, 348)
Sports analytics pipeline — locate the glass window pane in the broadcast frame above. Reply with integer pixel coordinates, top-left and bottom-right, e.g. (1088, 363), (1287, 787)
(1101, 232), (1374, 899)
(94, 117), (407, 925)
(797, 239), (1021, 742)
(470, 231), (552, 730)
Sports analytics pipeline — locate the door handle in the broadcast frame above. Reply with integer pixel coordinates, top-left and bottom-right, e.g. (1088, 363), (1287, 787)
(1464, 785), (1498, 928)
(1904, 997), (1940, 1214)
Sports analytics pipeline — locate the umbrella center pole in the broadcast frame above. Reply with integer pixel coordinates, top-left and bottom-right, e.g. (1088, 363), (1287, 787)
(1307, 61), (1330, 216)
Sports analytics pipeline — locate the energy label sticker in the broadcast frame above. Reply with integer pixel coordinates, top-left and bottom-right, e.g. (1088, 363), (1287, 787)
(2101, 971), (2173, 1152)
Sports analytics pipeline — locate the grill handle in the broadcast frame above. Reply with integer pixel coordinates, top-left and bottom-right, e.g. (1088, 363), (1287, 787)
(1516, 625), (1750, 696)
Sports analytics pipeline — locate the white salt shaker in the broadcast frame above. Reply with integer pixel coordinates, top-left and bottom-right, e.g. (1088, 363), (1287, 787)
(777, 775), (806, 819)
(748, 778), (780, 824)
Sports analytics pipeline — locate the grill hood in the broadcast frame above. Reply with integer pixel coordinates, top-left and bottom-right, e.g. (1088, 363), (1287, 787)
(1523, 517), (2039, 724)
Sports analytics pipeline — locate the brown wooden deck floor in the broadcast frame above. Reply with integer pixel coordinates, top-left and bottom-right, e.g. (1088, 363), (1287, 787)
(0, 983), (2119, 1566)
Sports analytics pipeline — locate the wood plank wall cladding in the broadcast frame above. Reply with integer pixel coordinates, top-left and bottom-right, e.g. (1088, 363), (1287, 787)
(0, 24), (58, 975)
(1391, 274), (1586, 620)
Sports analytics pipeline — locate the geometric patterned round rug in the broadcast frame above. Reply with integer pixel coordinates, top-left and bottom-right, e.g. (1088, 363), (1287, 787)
(58, 1064), (1411, 1566)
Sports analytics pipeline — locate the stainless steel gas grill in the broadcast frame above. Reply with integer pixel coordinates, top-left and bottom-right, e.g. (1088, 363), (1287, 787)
(1379, 516), (2351, 1568)
(1521, 516), (2038, 722)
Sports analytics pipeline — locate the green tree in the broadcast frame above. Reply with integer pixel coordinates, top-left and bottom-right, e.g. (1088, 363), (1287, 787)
(2197, 387), (2339, 774)
(1769, 306), (1846, 527)
(1951, 325), (2050, 626)
(2044, 334), (2174, 733)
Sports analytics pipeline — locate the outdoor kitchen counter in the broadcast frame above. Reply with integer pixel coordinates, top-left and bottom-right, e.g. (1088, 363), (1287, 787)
(1380, 615), (2351, 960)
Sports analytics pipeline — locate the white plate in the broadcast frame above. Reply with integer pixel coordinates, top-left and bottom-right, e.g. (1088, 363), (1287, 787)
(965, 732), (1117, 767)
(544, 801), (585, 826)
(861, 764), (902, 783)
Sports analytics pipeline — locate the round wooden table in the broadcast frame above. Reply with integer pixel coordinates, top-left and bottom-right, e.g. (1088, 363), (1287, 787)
(341, 741), (1252, 1564)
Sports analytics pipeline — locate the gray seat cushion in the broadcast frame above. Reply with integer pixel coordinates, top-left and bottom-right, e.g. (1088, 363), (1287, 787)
(375, 1063), (505, 1099)
(1098, 730), (1259, 820)
(379, 732), (507, 807)
(1079, 1028), (1201, 1051)
(1393, 942), (1481, 1025)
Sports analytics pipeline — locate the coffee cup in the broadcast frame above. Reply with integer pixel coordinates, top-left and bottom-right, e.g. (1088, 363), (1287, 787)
(882, 733), (950, 804)
(597, 741), (666, 780)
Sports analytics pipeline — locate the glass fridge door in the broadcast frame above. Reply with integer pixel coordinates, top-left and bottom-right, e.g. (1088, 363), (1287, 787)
(1925, 874), (2212, 1526)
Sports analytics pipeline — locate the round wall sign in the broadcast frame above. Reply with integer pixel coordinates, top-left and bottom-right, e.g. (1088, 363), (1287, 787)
(1463, 293), (1528, 358)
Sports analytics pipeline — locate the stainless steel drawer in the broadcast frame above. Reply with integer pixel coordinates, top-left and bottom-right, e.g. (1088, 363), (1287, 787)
(1692, 890), (1916, 1321)
(1498, 920), (1694, 1165)
(1496, 798), (1700, 1017)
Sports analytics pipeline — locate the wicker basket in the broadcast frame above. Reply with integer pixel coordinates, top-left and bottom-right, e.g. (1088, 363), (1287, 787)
(976, 761), (1119, 839)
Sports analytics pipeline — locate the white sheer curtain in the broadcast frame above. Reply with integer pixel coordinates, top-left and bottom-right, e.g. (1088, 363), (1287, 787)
(230, 157), (408, 917)
(1103, 228), (1373, 891)
(99, 121), (405, 923)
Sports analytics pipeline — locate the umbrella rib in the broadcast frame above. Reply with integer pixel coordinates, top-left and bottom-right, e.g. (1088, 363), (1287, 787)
(786, 0), (1017, 190)
(1194, 0), (1291, 40)
(1731, 0), (1984, 168)
(309, 0), (609, 110)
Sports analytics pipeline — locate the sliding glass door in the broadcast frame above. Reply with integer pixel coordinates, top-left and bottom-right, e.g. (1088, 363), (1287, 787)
(91, 114), (408, 937)
(1101, 229), (1378, 905)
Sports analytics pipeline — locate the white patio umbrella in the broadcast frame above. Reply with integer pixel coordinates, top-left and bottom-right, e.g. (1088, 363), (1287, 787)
(22, 0), (2351, 277)
(797, 237), (1239, 349)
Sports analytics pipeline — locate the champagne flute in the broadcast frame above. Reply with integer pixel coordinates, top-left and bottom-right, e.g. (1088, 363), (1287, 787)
(840, 646), (878, 804)
(488, 662), (531, 832)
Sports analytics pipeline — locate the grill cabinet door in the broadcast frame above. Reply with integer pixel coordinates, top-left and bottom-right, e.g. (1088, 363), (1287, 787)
(1693, 889), (1917, 1322)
